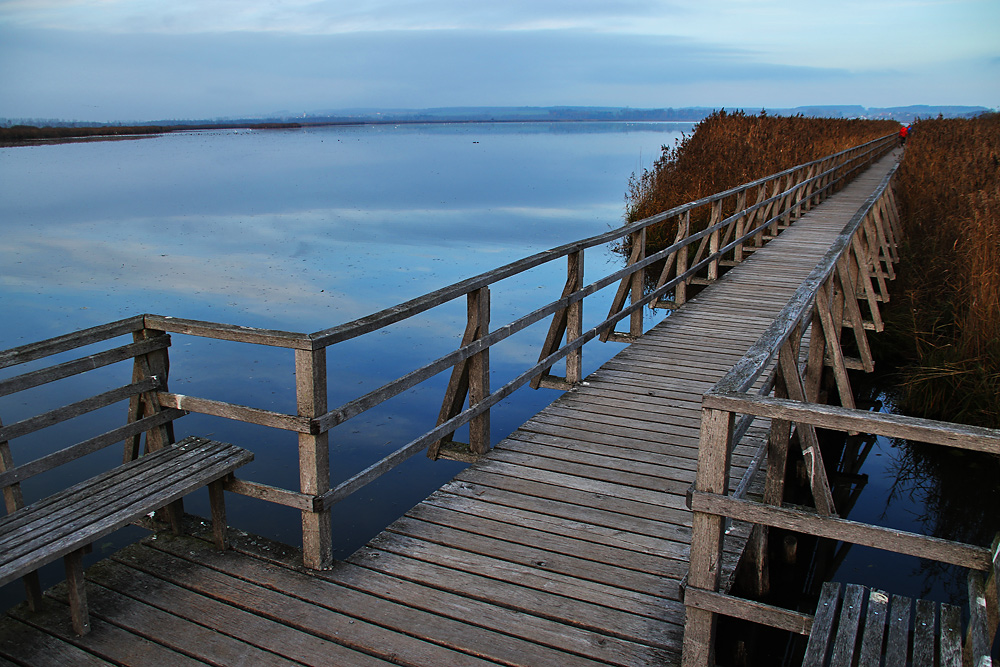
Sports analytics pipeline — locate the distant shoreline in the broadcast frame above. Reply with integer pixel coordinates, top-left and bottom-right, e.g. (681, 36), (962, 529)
(0, 118), (695, 147)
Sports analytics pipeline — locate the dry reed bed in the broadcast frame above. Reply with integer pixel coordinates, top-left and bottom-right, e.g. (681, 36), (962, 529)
(625, 110), (898, 253)
(890, 113), (1000, 427)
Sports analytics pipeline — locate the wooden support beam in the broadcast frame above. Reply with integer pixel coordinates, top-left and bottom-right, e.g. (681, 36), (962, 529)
(815, 283), (856, 410)
(682, 408), (734, 667)
(778, 342), (837, 516)
(295, 347), (332, 570)
(835, 258), (875, 373)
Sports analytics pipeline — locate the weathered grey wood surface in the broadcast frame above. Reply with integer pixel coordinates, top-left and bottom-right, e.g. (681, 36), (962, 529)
(800, 581), (968, 667)
(0, 152), (902, 665)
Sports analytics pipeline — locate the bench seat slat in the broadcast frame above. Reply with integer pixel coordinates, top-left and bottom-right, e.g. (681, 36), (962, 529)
(0, 436), (251, 588)
(0, 436), (224, 543)
(0, 442), (239, 560)
(0, 444), (250, 580)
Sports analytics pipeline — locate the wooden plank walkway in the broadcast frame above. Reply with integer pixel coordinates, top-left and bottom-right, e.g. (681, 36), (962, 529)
(0, 151), (901, 666)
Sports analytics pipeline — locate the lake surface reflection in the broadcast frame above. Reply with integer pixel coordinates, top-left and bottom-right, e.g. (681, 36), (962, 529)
(0, 121), (690, 606)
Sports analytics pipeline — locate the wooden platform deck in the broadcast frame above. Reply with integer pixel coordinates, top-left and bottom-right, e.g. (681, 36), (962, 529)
(0, 152), (901, 666)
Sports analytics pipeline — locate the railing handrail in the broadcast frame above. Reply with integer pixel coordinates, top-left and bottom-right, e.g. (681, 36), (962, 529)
(710, 162), (900, 396)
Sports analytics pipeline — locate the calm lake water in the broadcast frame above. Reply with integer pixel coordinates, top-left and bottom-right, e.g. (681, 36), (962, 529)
(1, 122), (995, 647)
(0, 121), (688, 606)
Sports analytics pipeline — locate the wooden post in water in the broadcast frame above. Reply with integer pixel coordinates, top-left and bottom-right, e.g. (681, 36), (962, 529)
(630, 228), (646, 337)
(296, 347), (333, 569)
(565, 251), (584, 384)
(467, 287), (491, 455)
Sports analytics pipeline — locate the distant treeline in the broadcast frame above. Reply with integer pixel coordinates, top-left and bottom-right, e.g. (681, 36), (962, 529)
(0, 122), (304, 145)
(623, 110), (899, 254)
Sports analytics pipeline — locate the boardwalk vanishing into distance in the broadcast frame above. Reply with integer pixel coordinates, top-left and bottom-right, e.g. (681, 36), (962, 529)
(2, 138), (997, 666)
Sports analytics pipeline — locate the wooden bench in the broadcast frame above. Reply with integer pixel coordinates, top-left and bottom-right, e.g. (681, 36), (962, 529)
(0, 435), (252, 636)
(802, 574), (998, 667)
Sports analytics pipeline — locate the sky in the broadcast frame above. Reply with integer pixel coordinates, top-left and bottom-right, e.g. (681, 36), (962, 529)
(0, 0), (997, 123)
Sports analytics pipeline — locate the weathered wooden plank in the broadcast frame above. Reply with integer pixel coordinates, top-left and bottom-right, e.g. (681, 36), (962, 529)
(0, 408), (183, 489)
(968, 570), (992, 663)
(939, 603), (963, 667)
(485, 446), (693, 495)
(704, 392), (1000, 455)
(50, 579), (302, 666)
(857, 588), (889, 666)
(0, 336), (169, 398)
(350, 544), (684, 649)
(398, 504), (688, 585)
(0, 315), (145, 371)
(829, 583), (864, 667)
(222, 530), (674, 667)
(0, 437), (223, 542)
(10, 589), (208, 666)
(426, 488), (691, 560)
(144, 314), (312, 349)
(0, 613), (116, 666)
(690, 492), (993, 571)
(801, 581), (840, 666)
(84, 555), (395, 667)
(441, 472), (696, 540)
(223, 476), (315, 511)
(885, 595), (912, 667)
(130, 540), (504, 666)
(683, 587), (812, 634)
(0, 377), (160, 443)
(0, 440), (251, 584)
(157, 391), (311, 433)
(912, 598), (937, 667)
(382, 515), (683, 604)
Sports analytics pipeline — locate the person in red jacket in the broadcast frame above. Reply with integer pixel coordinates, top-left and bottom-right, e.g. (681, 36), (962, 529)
(899, 124), (908, 146)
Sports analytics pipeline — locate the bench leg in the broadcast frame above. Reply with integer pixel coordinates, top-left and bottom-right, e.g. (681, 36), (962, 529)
(23, 571), (43, 612)
(163, 498), (184, 535)
(208, 478), (228, 550)
(63, 548), (90, 636)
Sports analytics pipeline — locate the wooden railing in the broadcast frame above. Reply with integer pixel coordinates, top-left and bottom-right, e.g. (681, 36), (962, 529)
(0, 134), (897, 571)
(681, 163), (1000, 666)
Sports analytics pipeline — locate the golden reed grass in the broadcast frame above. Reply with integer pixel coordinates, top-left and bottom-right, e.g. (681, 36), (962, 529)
(889, 113), (1000, 427)
(624, 110), (897, 253)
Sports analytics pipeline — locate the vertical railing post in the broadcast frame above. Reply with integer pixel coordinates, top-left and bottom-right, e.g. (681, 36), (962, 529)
(126, 328), (174, 460)
(707, 200), (722, 281)
(566, 251), (584, 385)
(683, 407), (734, 667)
(296, 346), (332, 569)
(630, 228), (646, 337)
(129, 327), (183, 533)
(0, 417), (43, 610)
(467, 287), (491, 455)
(675, 211), (690, 306)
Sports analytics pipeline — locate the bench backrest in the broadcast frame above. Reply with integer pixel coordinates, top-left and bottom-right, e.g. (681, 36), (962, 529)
(0, 316), (183, 516)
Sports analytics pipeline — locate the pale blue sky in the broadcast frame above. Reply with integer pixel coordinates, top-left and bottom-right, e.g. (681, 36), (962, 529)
(1, 0), (997, 122)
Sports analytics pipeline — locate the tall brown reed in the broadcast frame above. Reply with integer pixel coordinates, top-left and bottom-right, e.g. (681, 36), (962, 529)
(887, 113), (1000, 427)
(625, 110), (898, 253)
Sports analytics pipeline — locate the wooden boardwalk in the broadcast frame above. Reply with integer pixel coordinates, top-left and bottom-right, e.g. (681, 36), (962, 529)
(0, 152), (901, 666)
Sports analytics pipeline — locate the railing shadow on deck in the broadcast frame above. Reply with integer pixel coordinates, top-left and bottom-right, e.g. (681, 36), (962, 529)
(0, 133), (898, 580)
(680, 161), (1000, 666)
